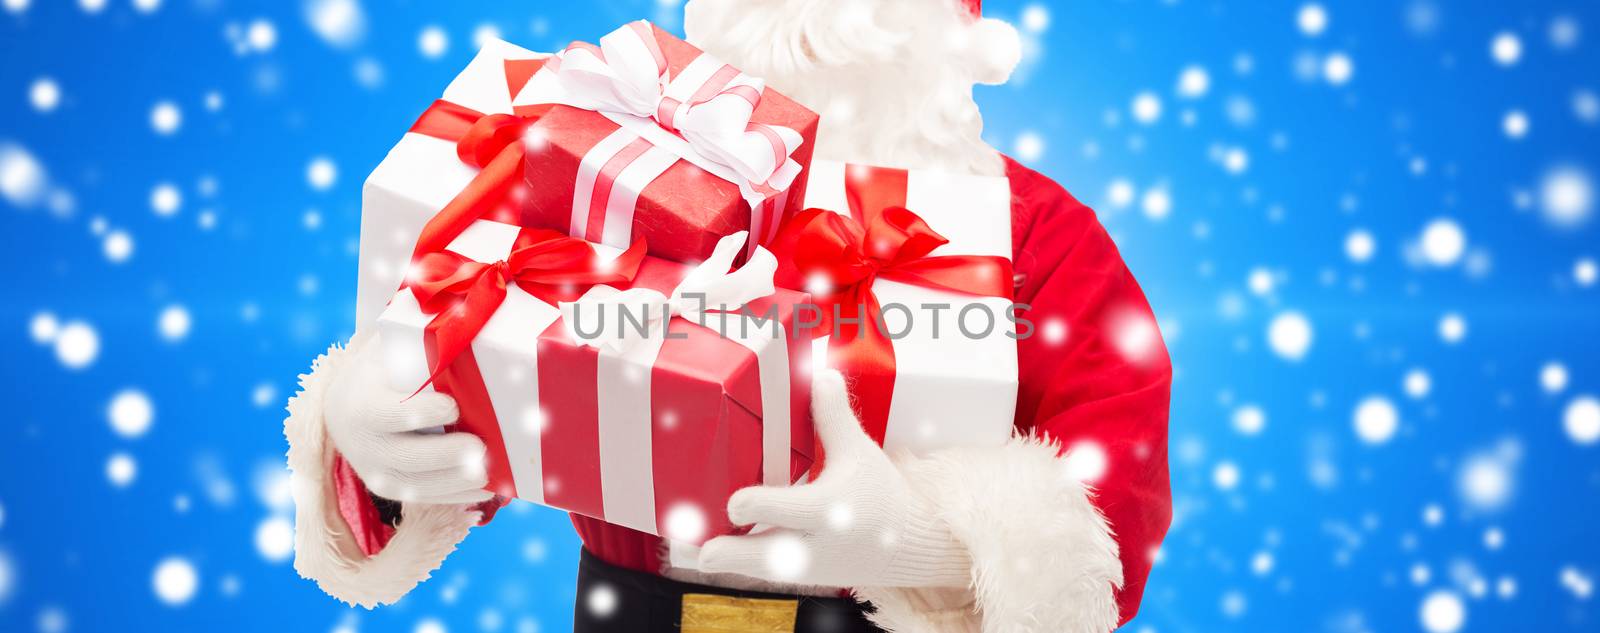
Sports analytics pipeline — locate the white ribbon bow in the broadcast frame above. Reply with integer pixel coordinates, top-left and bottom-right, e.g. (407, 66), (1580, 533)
(536, 21), (804, 195)
(562, 231), (778, 355)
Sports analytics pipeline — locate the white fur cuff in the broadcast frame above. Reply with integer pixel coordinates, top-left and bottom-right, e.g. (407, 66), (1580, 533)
(284, 331), (482, 608)
(857, 436), (1123, 633)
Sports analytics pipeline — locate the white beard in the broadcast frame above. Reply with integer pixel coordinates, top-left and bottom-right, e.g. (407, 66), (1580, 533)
(684, 0), (1018, 177)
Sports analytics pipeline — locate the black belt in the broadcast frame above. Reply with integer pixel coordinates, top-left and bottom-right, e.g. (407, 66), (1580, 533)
(573, 548), (883, 633)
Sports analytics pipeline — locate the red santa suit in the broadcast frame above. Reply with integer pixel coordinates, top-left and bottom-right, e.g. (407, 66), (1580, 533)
(284, 155), (1173, 631)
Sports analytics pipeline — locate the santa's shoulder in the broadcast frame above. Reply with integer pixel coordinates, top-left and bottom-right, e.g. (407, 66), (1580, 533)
(1003, 155), (1105, 255)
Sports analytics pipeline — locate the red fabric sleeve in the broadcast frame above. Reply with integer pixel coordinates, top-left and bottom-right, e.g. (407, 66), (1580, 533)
(1005, 157), (1174, 626)
(331, 450), (508, 558)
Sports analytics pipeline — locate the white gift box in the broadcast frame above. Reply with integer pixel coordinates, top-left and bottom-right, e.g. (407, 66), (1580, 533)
(356, 39), (548, 329)
(803, 160), (1019, 456)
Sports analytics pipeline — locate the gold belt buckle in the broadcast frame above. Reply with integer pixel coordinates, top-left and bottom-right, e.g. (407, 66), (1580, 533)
(680, 592), (799, 633)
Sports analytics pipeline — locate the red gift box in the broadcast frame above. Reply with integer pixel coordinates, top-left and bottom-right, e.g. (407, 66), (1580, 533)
(512, 21), (819, 263)
(378, 218), (815, 544)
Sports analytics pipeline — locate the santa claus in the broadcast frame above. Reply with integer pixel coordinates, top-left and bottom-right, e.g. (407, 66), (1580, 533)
(284, 1), (1173, 631)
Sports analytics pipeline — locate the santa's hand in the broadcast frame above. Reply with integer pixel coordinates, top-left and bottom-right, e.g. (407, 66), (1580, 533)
(697, 370), (971, 588)
(323, 334), (492, 505)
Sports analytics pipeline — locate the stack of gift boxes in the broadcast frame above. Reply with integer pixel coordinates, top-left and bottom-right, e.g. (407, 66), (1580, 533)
(355, 22), (1019, 547)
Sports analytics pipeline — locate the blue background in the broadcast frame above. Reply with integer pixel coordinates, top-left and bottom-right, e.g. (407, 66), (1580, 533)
(2, 1), (1598, 632)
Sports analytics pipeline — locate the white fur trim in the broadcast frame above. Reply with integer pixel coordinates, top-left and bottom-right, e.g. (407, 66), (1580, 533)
(856, 435), (1123, 633)
(284, 330), (482, 608)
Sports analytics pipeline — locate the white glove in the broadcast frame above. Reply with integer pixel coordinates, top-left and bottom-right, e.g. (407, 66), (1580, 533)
(697, 370), (972, 588)
(323, 333), (493, 505)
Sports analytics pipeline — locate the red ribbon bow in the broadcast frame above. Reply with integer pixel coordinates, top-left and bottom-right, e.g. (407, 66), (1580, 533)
(768, 185), (1012, 444)
(408, 228), (647, 392)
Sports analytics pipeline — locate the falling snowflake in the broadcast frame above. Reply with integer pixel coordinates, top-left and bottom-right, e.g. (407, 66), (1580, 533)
(1404, 368), (1432, 399)
(150, 101), (182, 135)
(1297, 4), (1328, 37)
(107, 452), (138, 488)
(1353, 396), (1399, 445)
(1065, 441), (1108, 483)
(1565, 396), (1600, 445)
(1419, 590), (1465, 633)
(1490, 32), (1522, 66)
(1344, 229), (1376, 263)
(54, 320), (100, 369)
(1438, 312), (1468, 344)
(1540, 362), (1569, 394)
(304, 0), (366, 48)
(306, 156), (338, 191)
(419, 25), (450, 59)
(584, 583), (618, 619)
(29, 77), (60, 112)
(104, 230), (134, 263)
(254, 516), (294, 562)
(1131, 91), (1162, 125)
(109, 389), (155, 438)
(1176, 65), (1209, 98)
(1419, 218), (1466, 267)
(1322, 52), (1354, 85)
(1502, 109), (1529, 139)
(1013, 131), (1044, 162)
(0, 143), (47, 207)
(1267, 311), (1313, 361)
(1539, 165), (1594, 228)
(153, 557), (199, 606)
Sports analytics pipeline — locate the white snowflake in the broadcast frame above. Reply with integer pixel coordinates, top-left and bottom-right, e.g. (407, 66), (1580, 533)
(1344, 229), (1375, 263)
(1141, 187), (1172, 221)
(1322, 52), (1354, 85)
(1490, 32), (1522, 66)
(419, 26), (450, 59)
(0, 143), (47, 207)
(305, 0), (366, 48)
(158, 304), (191, 342)
(1020, 4), (1050, 33)
(1419, 590), (1465, 633)
(585, 583), (618, 619)
(153, 557), (199, 606)
(1131, 92), (1162, 125)
(150, 101), (182, 135)
(1176, 65), (1210, 98)
(1404, 368), (1432, 399)
(255, 516), (294, 562)
(104, 230), (134, 263)
(1065, 441), (1107, 483)
(1575, 257), (1598, 287)
(109, 389), (155, 438)
(54, 320), (100, 369)
(1232, 404), (1266, 436)
(247, 19), (278, 52)
(106, 452), (138, 488)
(1212, 461), (1241, 490)
(1565, 396), (1600, 445)
(1540, 362), (1569, 394)
(29, 77), (60, 112)
(1013, 131), (1044, 162)
(1548, 15), (1581, 50)
(1438, 312), (1468, 344)
(306, 156), (338, 191)
(1501, 109), (1529, 139)
(1419, 218), (1466, 266)
(1296, 4), (1328, 36)
(150, 182), (182, 217)
(1353, 396), (1399, 445)
(1267, 311), (1313, 361)
(1539, 165), (1594, 228)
